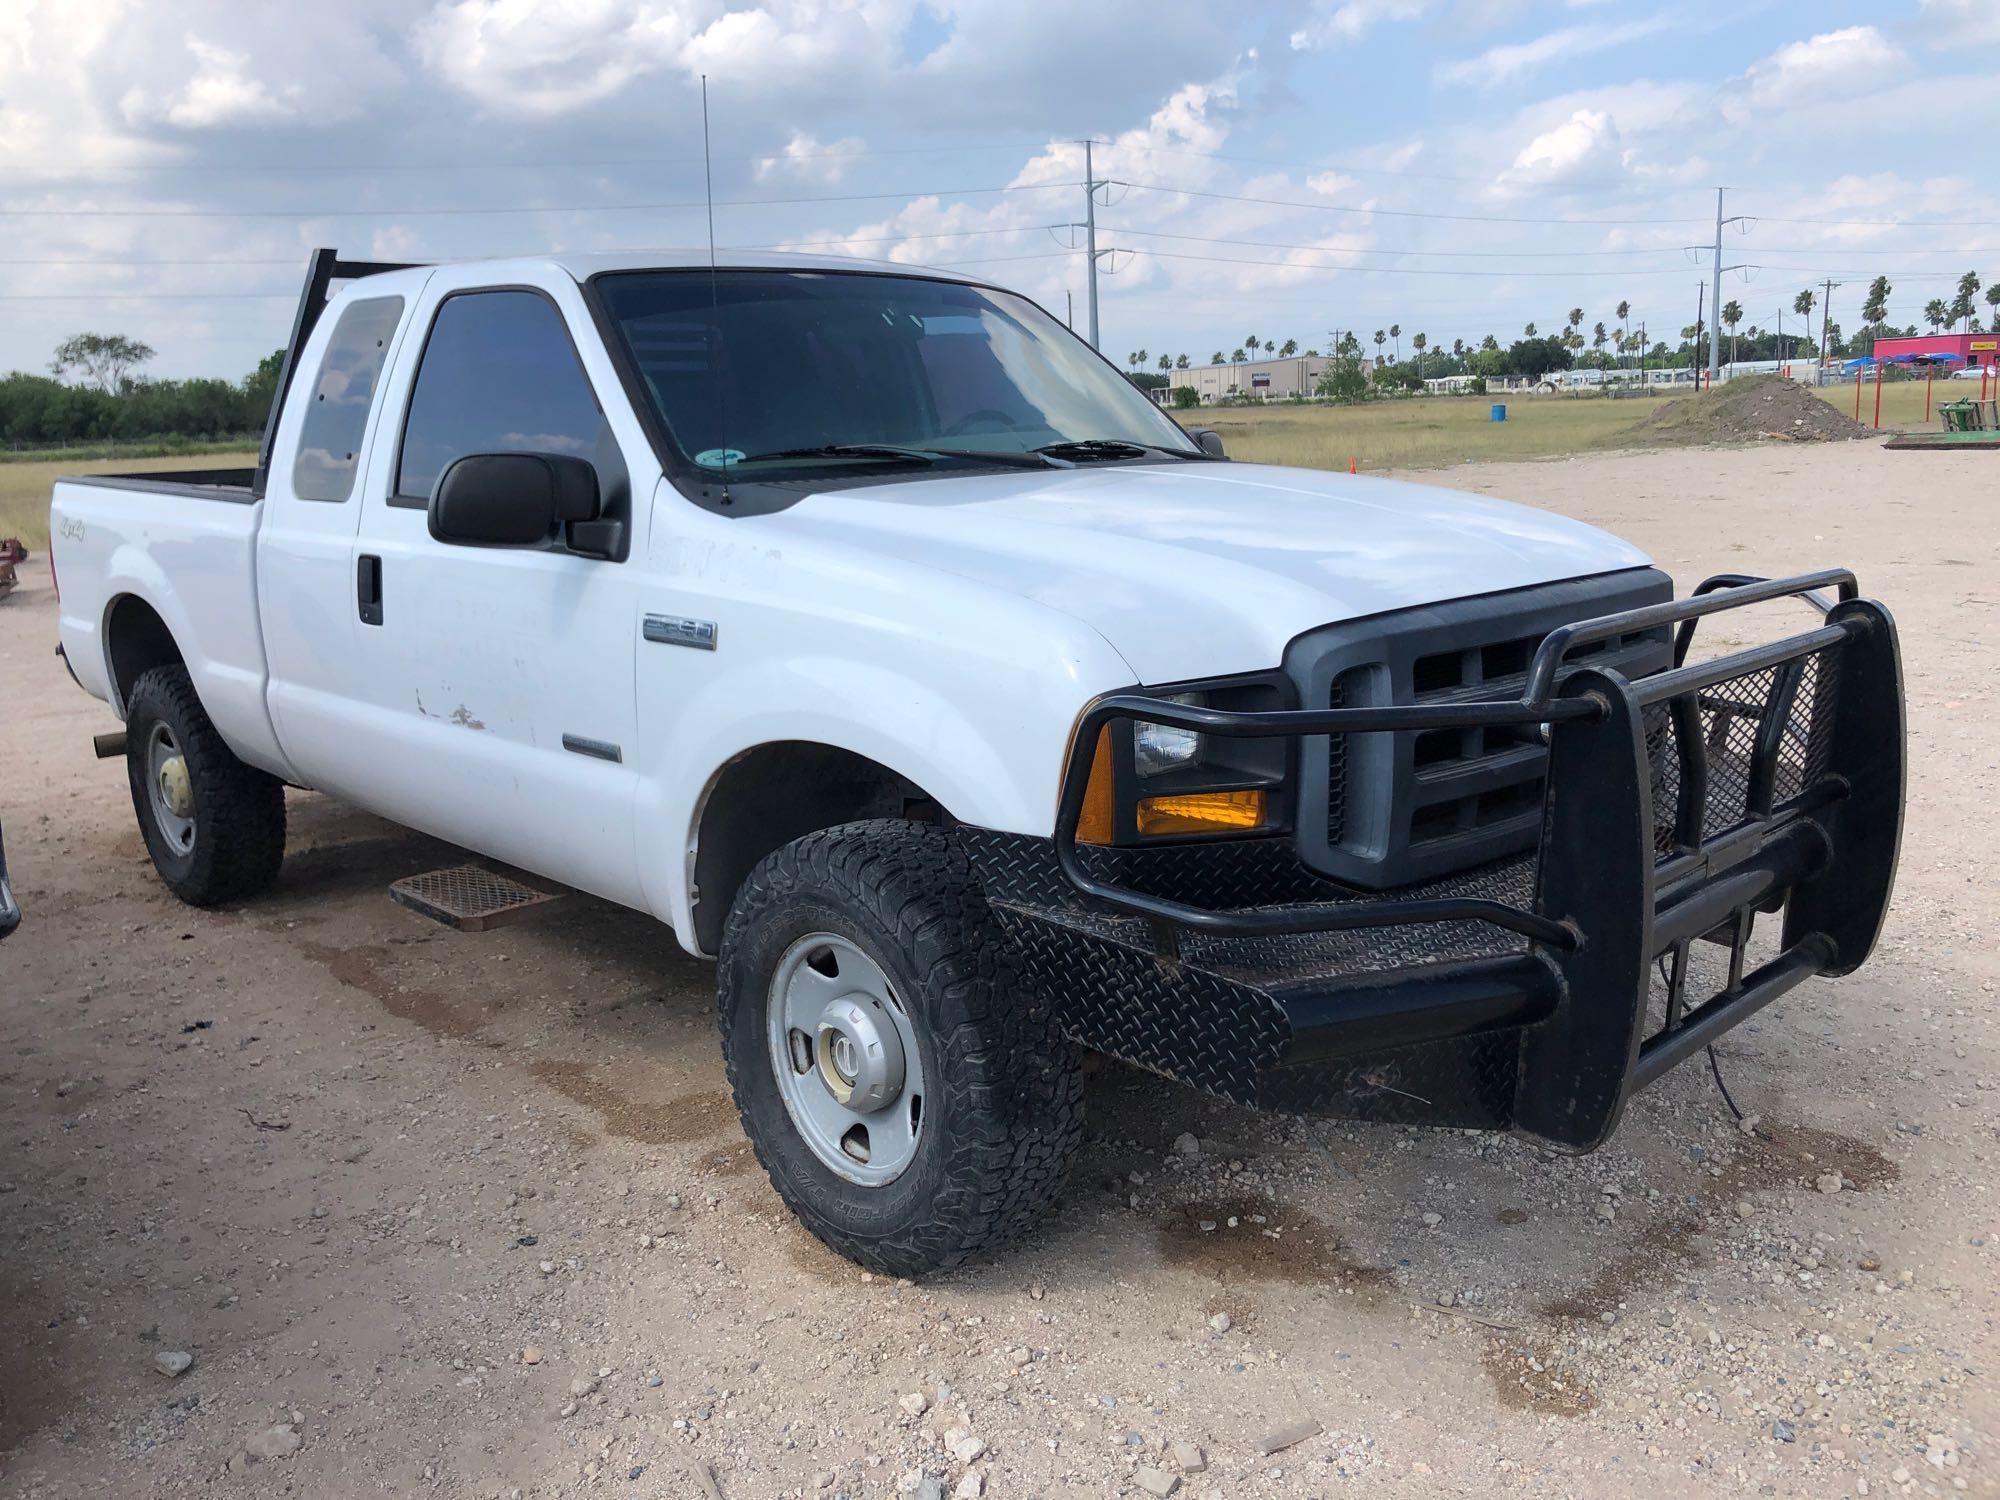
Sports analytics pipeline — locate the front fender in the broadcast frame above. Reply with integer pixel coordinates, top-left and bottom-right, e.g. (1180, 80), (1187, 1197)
(636, 649), (1131, 949)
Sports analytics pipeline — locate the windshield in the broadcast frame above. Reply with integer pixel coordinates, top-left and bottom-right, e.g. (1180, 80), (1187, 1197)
(592, 269), (1200, 474)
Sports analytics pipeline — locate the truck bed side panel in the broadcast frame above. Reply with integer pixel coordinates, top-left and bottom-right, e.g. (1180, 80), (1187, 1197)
(50, 478), (297, 783)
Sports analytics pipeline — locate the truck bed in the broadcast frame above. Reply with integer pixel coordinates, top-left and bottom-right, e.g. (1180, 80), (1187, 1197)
(49, 471), (295, 784)
(59, 468), (257, 502)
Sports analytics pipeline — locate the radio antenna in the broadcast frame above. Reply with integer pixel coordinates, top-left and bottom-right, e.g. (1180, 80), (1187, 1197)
(700, 74), (733, 506)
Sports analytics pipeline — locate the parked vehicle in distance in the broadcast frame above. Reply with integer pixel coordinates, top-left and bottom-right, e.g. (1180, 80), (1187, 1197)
(47, 250), (1905, 1274)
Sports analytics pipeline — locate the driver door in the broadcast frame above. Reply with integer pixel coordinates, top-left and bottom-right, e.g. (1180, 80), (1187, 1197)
(335, 268), (648, 908)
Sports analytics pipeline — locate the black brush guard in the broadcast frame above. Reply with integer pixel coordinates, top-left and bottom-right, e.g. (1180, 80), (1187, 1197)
(968, 570), (1902, 1151)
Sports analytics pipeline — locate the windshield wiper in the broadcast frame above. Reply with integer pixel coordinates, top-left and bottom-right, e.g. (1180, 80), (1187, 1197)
(732, 443), (1065, 469)
(733, 444), (937, 465)
(1033, 438), (1196, 462)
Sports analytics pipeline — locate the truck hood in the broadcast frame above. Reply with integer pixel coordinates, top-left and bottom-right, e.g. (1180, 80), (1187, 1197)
(763, 461), (1653, 683)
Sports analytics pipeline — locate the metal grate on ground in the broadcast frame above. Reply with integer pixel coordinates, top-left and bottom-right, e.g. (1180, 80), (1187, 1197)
(388, 865), (562, 931)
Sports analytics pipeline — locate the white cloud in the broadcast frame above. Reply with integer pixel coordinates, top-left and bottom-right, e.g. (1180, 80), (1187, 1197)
(1493, 107), (1625, 194)
(1435, 13), (1673, 89)
(1289, 0), (1428, 51)
(121, 39), (296, 128)
(1726, 25), (1905, 122)
(411, 0), (923, 117)
(754, 131), (869, 184)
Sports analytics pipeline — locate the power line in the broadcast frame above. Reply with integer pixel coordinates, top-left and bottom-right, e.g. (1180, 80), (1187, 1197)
(0, 182), (1076, 220)
(1114, 179), (1709, 227)
(1112, 247), (1736, 279)
(1, 140), (1059, 179)
(1104, 227), (1699, 260)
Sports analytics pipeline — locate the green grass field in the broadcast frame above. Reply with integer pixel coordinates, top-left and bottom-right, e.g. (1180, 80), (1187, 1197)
(1205, 392), (1679, 472)
(0, 452), (257, 550)
(0, 379), (1969, 551)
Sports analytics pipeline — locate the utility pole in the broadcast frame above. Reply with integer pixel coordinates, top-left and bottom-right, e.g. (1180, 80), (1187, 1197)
(1818, 277), (1841, 370)
(1706, 187), (1749, 383)
(1694, 280), (1705, 384)
(1081, 139), (1102, 351)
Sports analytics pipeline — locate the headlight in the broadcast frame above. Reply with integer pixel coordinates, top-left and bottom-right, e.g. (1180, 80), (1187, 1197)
(1132, 693), (1204, 776)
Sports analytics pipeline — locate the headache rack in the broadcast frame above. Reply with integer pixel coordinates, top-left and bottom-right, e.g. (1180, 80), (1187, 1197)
(977, 569), (1903, 1151)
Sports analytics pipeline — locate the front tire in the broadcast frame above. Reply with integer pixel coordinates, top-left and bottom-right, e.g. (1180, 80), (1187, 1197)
(124, 664), (285, 906)
(718, 821), (1083, 1276)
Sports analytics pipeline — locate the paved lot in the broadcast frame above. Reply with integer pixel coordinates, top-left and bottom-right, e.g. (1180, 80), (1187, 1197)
(0, 437), (1993, 1498)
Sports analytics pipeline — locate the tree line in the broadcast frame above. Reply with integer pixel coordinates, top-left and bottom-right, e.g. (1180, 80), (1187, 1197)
(1130, 270), (2000, 402)
(2, 334), (282, 449)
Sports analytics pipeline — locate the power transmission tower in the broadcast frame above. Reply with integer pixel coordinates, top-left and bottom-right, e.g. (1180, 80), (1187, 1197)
(1706, 187), (1750, 382)
(1081, 139), (1104, 350)
(1072, 140), (1120, 352)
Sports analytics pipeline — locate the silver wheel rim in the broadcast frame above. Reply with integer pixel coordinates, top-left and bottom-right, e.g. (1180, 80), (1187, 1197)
(145, 722), (196, 857)
(766, 933), (925, 1187)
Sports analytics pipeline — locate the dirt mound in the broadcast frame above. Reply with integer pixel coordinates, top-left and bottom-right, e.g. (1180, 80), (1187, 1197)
(1637, 373), (1873, 445)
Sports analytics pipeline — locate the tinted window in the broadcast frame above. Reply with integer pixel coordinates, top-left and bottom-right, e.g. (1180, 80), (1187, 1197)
(396, 290), (604, 503)
(292, 296), (402, 502)
(594, 271), (1198, 477)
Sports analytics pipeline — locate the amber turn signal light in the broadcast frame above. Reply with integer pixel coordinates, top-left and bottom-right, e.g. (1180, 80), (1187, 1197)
(1073, 728), (1117, 844)
(1135, 789), (1267, 838)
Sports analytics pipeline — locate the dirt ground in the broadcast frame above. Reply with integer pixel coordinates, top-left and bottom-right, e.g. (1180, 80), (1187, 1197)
(1, 437), (1994, 1500)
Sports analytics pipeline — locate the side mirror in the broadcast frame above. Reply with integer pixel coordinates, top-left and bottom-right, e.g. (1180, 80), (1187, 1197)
(430, 453), (612, 552)
(1192, 428), (1226, 459)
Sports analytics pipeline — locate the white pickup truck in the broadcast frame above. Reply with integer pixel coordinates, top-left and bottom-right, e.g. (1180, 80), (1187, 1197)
(48, 250), (1904, 1274)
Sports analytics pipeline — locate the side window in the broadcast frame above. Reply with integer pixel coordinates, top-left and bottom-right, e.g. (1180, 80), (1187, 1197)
(291, 296), (403, 503)
(394, 290), (604, 505)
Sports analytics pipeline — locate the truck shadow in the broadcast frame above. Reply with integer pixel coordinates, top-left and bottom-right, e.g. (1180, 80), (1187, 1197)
(261, 789), (1904, 1421)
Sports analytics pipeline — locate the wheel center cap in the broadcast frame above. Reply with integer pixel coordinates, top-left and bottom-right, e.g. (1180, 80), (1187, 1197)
(158, 756), (193, 819)
(814, 994), (906, 1113)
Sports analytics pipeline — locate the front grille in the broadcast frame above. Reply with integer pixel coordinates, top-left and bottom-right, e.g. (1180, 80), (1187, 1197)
(1289, 569), (1675, 889)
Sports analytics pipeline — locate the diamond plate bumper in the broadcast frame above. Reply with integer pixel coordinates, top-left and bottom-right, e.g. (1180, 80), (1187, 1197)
(971, 571), (1904, 1148)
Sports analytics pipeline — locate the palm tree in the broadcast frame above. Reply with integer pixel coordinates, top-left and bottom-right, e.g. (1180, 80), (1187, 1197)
(1231, 348), (1247, 363)
(1923, 298), (1947, 333)
(1127, 352), (1140, 371)
(1210, 350), (1225, 366)
(1452, 337), (1465, 361)
(1175, 353), (1190, 370)
(1952, 271), (1981, 332)
(1566, 307), (1584, 339)
(1523, 322), (1537, 338)
(1244, 336), (1260, 359)
(1373, 330), (1386, 362)
(1279, 338), (1298, 358)
(1862, 276), (1891, 327)
(1721, 300), (1743, 366)
(1157, 353), (1171, 373)
(1389, 323), (1401, 361)
(1480, 333), (1499, 352)
(1987, 286), (2000, 333)
(1410, 331), (1427, 375)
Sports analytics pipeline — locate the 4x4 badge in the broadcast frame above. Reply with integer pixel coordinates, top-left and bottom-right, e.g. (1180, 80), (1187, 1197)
(642, 614), (717, 651)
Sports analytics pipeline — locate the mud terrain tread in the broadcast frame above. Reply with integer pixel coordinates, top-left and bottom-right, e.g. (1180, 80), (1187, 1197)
(718, 820), (1083, 1276)
(125, 664), (285, 906)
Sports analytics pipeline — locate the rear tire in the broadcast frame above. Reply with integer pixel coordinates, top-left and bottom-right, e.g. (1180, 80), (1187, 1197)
(124, 664), (285, 906)
(717, 820), (1082, 1276)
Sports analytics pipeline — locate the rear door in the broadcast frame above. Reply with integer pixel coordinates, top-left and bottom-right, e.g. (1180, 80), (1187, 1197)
(259, 286), (418, 792)
(335, 266), (649, 908)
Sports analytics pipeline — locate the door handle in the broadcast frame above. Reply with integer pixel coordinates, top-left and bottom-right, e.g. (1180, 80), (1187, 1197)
(357, 554), (383, 626)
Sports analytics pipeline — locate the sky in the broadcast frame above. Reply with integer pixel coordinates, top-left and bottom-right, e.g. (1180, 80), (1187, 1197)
(5, 0), (2000, 381)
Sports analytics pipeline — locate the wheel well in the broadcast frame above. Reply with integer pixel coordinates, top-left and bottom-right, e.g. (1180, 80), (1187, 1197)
(105, 595), (184, 716)
(691, 742), (940, 954)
